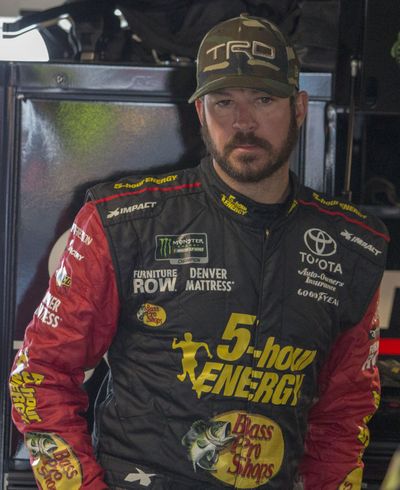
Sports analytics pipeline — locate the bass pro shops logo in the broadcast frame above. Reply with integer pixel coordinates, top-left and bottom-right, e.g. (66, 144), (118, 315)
(25, 432), (82, 489)
(155, 233), (208, 265)
(182, 412), (285, 488)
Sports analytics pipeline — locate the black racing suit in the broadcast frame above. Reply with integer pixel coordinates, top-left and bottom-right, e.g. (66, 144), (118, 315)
(10, 158), (388, 490)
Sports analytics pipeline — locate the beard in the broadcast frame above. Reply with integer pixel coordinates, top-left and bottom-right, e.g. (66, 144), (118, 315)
(200, 103), (299, 184)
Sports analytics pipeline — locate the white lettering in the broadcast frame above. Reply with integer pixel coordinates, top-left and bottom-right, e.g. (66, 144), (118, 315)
(133, 277), (177, 294)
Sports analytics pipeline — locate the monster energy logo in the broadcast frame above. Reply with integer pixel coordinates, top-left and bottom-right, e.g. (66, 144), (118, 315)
(155, 233), (208, 265)
(159, 237), (173, 257)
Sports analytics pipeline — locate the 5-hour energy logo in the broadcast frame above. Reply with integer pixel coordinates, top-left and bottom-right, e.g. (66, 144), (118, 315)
(9, 352), (44, 424)
(172, 313), (316, 406)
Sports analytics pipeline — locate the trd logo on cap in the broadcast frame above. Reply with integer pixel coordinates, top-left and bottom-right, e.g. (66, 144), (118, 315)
(205, 40), (276, 71)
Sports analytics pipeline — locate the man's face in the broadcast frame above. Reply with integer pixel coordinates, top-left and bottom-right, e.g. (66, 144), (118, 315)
(195, 88), (307, 184)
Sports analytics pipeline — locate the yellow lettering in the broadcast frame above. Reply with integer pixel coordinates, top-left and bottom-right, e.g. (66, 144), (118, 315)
(275, 346), (294, 370)
(256, 337), (280, 369)
(291, 374), (304, 405)
(252, 372), (279, 403)
(212, 364), (243, 396)
(293, 350), (316, 370)
(234, 367), (253, 398)
(194, 362), (223, 397)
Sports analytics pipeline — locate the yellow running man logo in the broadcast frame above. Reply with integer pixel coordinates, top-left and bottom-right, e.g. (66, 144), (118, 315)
(172, 333), (213, 398)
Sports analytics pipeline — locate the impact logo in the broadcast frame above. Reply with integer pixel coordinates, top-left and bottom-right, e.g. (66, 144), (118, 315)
(182, 412), (284, 488)
(137, 303), (167, 327)
(340, 229), (382, 257)
(155, 233), (208, 265)
(107, 201), (157, 219)
(26, 432), (83, 489)
(304, 228), (337, 257)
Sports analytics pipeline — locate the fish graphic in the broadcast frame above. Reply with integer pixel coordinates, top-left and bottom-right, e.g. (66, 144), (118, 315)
(182, 419), (235, 472)
(26, 433), (58, 458)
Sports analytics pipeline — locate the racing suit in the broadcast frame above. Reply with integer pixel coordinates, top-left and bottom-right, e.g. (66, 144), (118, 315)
(10, 158), (388, 489)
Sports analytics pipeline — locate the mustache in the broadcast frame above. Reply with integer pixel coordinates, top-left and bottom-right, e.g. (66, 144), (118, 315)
(224, 132), (272, 155)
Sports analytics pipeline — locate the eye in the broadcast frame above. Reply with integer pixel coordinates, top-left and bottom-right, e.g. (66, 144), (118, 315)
(257, 96), (273, 104)
(215, 99), (232, 108)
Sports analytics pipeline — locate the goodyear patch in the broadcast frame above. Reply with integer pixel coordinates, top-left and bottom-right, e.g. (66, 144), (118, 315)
(137, 303), (167, 327)
(26, 432), (83, 489)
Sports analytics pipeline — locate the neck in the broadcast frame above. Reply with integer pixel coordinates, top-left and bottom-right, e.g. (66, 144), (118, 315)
(212, 160), (291, 204)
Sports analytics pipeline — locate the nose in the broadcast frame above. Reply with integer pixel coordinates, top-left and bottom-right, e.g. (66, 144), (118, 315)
(232, 104), (258, 132)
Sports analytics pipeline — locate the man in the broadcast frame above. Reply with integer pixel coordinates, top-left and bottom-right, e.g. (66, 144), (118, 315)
(9, 14), (388, 490)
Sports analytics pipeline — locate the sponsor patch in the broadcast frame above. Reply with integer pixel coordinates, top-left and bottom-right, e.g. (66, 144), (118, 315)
(298, 252), (342, 275)
(297, 288), (339, 307)
(340, 229), (382, 256)
(9, 352), (44, 424)
(114, 174), (177, 190)
(312, 192), (367, 219)
(185, 267), (235, 292)
(133, 269), (177, 294)
(362, 341), (379, 370)
(221, 194), (248, 216)
(55, 264), (71, 287)
(172, 314), (316, 405)
(71, 223), (92, 246)
(155, 233), (208, 265)
(338, 467), (363, 490)
(298, 268), (344, 293)
(107, 201), (157, 219)
(26, 432), (83, 489)
(67, 243), (84, 261)
(304, 228), (337, 257)
(137, 303), (167, 327)
(124, 467), (156, 486)
(182, 411), (284, 488)
(34, 291), (62, 328)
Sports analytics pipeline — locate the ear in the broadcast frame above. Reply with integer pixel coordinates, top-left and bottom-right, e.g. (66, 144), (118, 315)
(194, 98), (204, 126)
(294, 91), (308, 128)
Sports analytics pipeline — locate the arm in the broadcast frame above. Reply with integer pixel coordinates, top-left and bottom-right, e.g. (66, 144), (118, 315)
(299, 290), (381, 490)
(9, 201), (119, 489)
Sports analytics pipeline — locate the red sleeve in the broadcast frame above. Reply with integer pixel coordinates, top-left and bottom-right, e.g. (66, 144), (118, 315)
(9, 202), (119, 490)
(299, 290), (381, 490)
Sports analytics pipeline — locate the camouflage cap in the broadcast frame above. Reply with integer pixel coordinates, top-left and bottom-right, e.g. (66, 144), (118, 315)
(189, 13), (300, 103)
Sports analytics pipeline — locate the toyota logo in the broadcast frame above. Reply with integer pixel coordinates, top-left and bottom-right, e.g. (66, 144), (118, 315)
(304, 228), (337, 257)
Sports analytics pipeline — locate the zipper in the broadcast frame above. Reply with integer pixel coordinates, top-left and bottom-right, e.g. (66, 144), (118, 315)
(233, 226), (271, 489)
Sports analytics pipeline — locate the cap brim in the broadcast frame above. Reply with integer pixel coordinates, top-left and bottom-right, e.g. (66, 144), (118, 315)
(188, 75), (295, 103)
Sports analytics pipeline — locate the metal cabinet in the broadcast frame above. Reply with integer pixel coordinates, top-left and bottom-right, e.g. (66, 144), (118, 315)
(1, 62), (332, 488)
